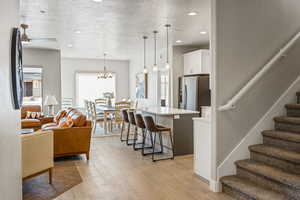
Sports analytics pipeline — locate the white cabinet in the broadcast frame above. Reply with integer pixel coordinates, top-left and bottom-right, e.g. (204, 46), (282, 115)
(193, 117), (211, 182)
(184, 50), (210, 75)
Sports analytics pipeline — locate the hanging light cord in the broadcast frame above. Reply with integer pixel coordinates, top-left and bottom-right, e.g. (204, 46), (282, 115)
(166, 25), (170, 64)
(143, 36), (148, 70)
(144, 37), (146, 69)
(103, 53), (106, 71)
(154, 31), (157, 66)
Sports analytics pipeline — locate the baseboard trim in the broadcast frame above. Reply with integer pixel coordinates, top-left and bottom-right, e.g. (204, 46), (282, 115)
(210, 180), (222, 192)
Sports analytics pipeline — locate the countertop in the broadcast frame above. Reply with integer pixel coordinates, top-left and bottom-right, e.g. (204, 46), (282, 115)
(140, 107), (200, 116)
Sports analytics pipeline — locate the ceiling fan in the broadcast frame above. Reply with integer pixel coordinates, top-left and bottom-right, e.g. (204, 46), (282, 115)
(20, 24), (57, 43)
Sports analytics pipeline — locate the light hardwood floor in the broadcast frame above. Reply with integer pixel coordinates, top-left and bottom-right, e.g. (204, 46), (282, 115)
(54, 136), (232, 200)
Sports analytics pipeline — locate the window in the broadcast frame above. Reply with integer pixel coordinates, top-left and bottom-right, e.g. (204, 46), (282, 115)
(75, 72), (116, 107)
(23, 67), (43, 106)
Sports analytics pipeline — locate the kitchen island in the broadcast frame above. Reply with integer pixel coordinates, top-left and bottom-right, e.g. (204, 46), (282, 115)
(140, 107), (199, 156)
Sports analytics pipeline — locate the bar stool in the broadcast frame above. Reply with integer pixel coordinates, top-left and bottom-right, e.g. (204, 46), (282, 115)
(128, 111), (139, 147)
(143, 116), (174, 162)
(135, 114), (153, 154)
(120, 109), (130, 143)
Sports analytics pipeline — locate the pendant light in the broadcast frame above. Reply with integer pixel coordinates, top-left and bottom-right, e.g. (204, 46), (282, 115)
(98, 53), (113, 79)
(153, 30), (158, 72)
(143, 36), (148, 74)
(165, 24), (171, 70)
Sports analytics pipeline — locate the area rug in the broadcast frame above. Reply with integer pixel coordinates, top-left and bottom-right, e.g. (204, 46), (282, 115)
(23, 158), (82, 200)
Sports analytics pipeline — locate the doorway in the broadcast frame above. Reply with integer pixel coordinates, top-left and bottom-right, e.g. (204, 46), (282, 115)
(22, 66), (43, 106)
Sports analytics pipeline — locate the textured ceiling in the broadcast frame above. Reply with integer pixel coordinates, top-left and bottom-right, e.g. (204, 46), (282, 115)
(20, 0), (210, 60)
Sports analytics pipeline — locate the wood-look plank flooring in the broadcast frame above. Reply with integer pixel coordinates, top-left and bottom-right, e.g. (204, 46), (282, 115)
(54, 136), (232, 200)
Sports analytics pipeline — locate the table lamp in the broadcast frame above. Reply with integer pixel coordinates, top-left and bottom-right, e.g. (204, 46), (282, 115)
(44, 95), (58, 116)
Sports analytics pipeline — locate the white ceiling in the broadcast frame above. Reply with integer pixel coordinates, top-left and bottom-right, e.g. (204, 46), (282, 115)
(20, 0), (210, 60)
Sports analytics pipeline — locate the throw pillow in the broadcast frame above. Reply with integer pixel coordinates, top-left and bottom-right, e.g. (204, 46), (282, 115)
(26, 111), (42, 119)
(58, 117), (74, 128)
(54, 110), (67, 124)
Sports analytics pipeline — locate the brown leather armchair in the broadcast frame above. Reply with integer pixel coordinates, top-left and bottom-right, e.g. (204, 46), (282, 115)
(21, 105), (44, 130)
(42, 108), (92, 160)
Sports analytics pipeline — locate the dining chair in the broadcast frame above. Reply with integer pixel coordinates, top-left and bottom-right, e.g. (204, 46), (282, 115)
(112, 101), (131, 129)
(115, 101), (131, 109)
(95, 98), (107, 106)
(90, 102), (106, 134)
(87, 101), (94, 120)
(84, 100), (90, 119)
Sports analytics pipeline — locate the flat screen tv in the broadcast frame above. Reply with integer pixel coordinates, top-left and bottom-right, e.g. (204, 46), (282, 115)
(11, 27), (23, 110)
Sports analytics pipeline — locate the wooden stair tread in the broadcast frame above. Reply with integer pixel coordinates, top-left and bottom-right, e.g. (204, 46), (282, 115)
(274, 116), (300, 125)
(249, 144), (300, 164)
(262, 130), (300, 143)
(286, 104), (300, 109)
(235, 159), (300, 190)
(221, 176), (286, 200)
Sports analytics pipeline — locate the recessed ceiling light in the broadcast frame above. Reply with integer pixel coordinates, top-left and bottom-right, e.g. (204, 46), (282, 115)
(200, 31), (207, 35)
(67, 44), (73, 48)
(93, 0), (103, 2)
(188, 12), (198, 16)
(176, 40), (182, 43)
(74, 30), (81, 34)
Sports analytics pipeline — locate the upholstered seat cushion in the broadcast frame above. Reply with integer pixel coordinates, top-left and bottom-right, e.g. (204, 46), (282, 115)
(21, 119), (41, 128)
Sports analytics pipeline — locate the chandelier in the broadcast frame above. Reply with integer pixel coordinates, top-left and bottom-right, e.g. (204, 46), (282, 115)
(98, 53), (113, 79)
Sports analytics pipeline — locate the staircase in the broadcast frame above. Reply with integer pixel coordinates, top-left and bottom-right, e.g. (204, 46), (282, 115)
(221, 92), (300, 200)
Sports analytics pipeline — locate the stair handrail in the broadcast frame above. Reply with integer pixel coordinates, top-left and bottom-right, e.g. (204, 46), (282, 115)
(218, 32), (300, 111)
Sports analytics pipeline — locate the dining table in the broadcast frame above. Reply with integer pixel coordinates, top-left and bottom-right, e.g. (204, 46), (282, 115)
(96, 105), (135, 134)
(96, 105), (118, 134)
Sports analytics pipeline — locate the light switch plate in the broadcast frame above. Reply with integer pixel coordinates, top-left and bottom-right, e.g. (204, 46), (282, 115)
(174, 115), (180, 119)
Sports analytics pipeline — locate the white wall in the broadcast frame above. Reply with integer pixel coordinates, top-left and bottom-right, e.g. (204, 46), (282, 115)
(61, 58), (129, 105)
(23, 48), (62, 112)
(213, 0), (300, 177)
(0, 0), (22, 199)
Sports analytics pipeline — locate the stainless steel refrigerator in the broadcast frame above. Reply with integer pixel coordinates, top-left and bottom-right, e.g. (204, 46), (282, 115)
(179, 74), (211, 112)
